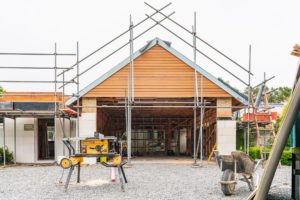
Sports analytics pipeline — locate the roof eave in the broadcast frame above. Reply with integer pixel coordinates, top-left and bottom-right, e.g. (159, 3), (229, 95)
(65, 39), (159, 105)
(156, 39), (248, 106)
(66, 37), (248, 106)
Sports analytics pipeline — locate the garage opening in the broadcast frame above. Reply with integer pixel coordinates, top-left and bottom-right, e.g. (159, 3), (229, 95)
(96, 97), (217, 157)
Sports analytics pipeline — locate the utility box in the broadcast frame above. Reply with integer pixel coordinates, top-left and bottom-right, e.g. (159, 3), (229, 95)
(216, 120), (236, 155)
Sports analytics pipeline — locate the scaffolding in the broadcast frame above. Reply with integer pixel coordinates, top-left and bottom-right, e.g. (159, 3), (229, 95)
(241, 73), (276, 160)
(0, 2), (253, 166)
(0, 45), (78, 166)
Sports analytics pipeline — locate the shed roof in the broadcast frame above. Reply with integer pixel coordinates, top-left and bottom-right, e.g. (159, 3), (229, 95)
(0, 92), (69, 103)
(66, 37), (248, 105)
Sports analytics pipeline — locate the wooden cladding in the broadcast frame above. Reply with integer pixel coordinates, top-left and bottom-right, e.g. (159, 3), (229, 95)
(216, 97), (232, 118)
(0, 92), (66, 103)
(85, 45), (231, 98)
(82, 97), (97, 113)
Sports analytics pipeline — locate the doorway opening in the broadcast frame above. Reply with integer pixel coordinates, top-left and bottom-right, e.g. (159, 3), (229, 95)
(38, 118), (55, 160)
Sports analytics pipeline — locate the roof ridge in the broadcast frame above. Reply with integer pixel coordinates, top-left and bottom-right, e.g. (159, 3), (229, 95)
(66, 38), (248, 105)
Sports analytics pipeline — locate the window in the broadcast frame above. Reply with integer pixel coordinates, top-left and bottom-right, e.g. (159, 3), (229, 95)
(47, 126), (55, 141)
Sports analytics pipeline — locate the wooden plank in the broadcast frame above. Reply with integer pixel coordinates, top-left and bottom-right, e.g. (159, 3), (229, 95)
(82, 97), (97, 113)
(84, 45), (232, 98)
(0, 92), (66, 102)
(216, 98), (232, 118)
(291, 44), (300, 57)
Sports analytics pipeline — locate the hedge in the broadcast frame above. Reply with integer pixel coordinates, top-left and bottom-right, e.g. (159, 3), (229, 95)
(280, 150), (292, 166)
(249, 146), (261, 160)
(247, 146), (291, 166)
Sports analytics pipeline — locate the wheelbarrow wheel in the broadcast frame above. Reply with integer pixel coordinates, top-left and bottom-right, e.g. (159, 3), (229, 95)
(221, 169), (236, 195)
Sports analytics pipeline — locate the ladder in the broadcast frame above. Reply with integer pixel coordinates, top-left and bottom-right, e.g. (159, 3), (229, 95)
(254, 92), (276, 160)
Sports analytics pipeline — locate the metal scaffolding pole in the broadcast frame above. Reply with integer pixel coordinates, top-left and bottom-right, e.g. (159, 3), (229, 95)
(146, 14), (249, 86)
(62, 71), (66, 156)
(62, 73), (65, 109)
(59, 12), (175, 90)
(14, 118), (16, 164)
(244, 125), (247, 153)
(76, 42), (80, 153)
(193, 108), (197, 164)
(247, 45), (252, 155)
(130, 15), (134, 101)
(193, 13), (199, 106)
(144, 2), (252, 75)
(3, 117), (5, 166)
(196, 101), (205, 163)
(127, 103), (132, 164)
(192, 12), (198, 165)
(200, 75), (204, 163)
(73, 105), (248, 109)
(0, 80), (71, 84)
(57, 3), (172, 77)
(195, 9), (204, 164)
(0, 94), (67, 97)
(0, 52), (75, 56)
(54, 43), (58, 161)
(253, 75), (275, 89)
(125, 91), (128, 142)
(0, 66), (70, 70)
(120, 101), (197, 104)
(127, 15), (133, 165)
(0, 45), (78, 164)
(59, 11), (175, 89)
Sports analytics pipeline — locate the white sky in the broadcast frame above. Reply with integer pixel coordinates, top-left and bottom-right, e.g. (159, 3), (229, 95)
(0, 0), (299, 94)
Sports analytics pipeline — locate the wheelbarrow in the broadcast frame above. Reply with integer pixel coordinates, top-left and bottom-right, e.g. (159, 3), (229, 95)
(216, 151), (262, 196)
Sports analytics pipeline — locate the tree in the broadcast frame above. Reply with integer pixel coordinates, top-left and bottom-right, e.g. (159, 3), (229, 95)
(274, 97), (290, 133)
(244, 86), (291, 104)
(268, 87), (292, 103)
(0, 85), (3, 93)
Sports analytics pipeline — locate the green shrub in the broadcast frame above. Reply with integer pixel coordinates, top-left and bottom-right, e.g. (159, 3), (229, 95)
(249, 146), (261, 160)
(280, 150), (292, 166)
(240, 145), (292, 166)
(236, 129), (245, 151)
(0, 147), (13, 163)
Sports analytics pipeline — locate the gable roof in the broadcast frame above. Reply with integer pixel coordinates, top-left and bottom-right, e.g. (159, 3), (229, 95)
(66, 37), (248, 105)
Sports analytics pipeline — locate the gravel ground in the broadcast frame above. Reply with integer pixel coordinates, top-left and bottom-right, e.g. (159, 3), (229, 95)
(0, 157), (292, 200)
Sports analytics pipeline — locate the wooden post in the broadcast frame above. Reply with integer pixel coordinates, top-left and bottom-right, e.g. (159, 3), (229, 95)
(187, 127), (192, 155)
(166, 120), (172, 153)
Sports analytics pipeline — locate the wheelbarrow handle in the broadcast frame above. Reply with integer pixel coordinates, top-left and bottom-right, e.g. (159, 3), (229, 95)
(254, 159), (263, 172)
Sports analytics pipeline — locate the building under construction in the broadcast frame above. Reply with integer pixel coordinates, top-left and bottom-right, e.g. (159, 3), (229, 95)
(0, 3), (252, 164)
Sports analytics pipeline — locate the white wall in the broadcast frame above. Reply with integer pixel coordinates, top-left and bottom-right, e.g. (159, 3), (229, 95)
(0, 118), (35, 163)
(0, 117), (75, 164)
(216, 120), (236, 155)
(79, 113), (96, 137)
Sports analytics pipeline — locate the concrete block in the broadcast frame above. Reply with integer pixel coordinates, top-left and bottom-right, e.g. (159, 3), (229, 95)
(217, 120), (236, 155)
(79, 113), (96, 137)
